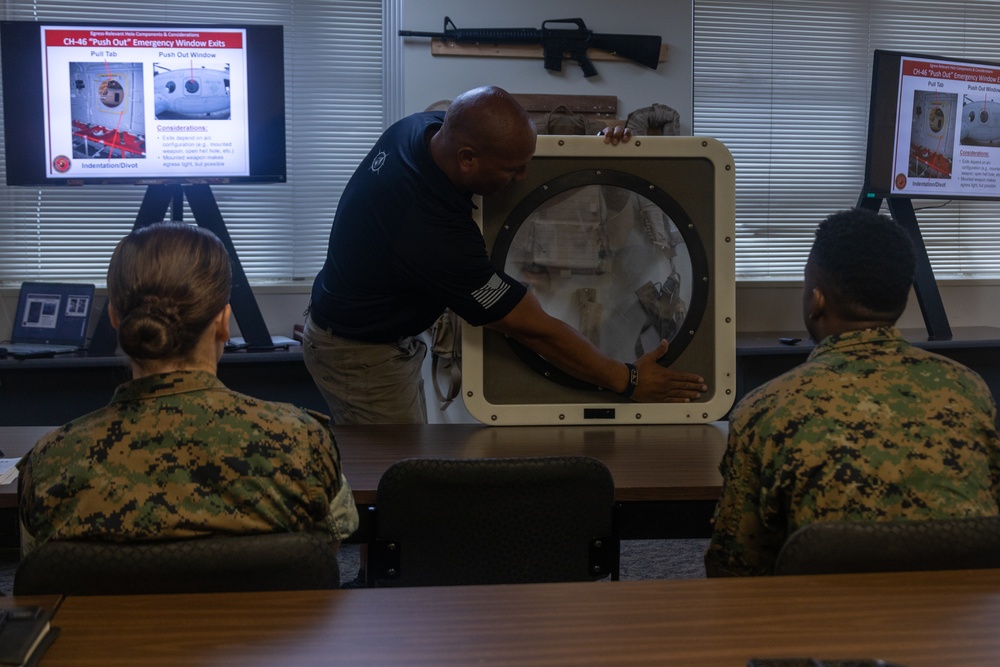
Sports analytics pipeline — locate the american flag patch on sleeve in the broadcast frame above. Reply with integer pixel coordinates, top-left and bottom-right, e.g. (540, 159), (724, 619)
(472, 274), (510, 309)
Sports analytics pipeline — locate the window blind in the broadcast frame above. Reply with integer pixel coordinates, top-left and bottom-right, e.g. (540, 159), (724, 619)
(0, 0), (384, 286)
(694, 0), (1000, 280)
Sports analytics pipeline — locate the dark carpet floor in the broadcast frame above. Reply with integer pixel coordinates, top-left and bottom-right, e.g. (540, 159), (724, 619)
(0, 539), (709, 594)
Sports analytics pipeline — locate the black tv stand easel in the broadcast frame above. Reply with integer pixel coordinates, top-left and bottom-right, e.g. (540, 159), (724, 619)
(856, 194), (953, 341)
(89, 183), (276, 355)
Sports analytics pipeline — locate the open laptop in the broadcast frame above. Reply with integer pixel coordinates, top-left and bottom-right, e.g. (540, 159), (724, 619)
(3, 282), (95, 358)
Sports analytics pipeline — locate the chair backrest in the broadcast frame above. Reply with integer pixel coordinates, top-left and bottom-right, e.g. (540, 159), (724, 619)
(13, 531), (340, 595)
(774, 515), (1000, 576)
(367, 456), (618, 587)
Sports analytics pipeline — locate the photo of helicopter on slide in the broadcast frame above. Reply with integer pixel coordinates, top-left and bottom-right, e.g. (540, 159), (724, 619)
(153, 62), (231, 120)
(961, 93), (1000, 146)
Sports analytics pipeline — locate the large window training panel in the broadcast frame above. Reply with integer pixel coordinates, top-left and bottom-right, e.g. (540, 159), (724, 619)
(463, 136), (736, 425)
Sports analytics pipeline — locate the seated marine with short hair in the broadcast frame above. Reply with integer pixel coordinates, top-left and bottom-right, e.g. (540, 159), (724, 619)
(705, 208), (1000, 577)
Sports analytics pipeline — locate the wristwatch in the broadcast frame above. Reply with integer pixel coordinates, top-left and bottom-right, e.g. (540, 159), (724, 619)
(620, 362), (638, 399)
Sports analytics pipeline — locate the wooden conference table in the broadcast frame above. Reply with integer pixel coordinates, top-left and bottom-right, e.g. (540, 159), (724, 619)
(32, 568), (1000, 666)
(0, 422), (728, 538)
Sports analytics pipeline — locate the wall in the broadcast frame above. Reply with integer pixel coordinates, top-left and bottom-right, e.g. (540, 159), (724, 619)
(397, 0), (694, 130)
(735, 280), (1000, 333)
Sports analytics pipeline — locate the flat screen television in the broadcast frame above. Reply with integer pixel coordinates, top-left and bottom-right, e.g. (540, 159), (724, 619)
(863, 48), (1000, 201)
(1, 20), (286, 185)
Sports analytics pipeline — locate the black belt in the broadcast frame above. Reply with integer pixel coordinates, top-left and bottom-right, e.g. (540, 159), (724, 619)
(307, 305), (338, 334)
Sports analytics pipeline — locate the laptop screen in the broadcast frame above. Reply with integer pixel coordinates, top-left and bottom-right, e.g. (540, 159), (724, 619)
(11, 282), (95, 347)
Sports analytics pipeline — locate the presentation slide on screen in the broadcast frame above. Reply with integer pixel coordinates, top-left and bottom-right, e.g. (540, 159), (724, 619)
(40, 26), (250, 180)
(893, 56), (1000, 197)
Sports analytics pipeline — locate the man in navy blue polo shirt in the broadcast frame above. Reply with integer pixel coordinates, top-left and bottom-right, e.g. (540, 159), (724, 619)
(304, 85), (707, 424)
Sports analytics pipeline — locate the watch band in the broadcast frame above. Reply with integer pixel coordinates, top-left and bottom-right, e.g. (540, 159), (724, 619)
(620, 362), (638, 399)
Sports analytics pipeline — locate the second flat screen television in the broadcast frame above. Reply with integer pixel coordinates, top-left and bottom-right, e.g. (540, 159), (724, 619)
(1, 21), (285, 185)
(864, 48), (1000, 201)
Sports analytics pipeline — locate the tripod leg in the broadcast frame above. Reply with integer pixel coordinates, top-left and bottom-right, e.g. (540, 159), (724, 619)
(185, 184), (274, 349)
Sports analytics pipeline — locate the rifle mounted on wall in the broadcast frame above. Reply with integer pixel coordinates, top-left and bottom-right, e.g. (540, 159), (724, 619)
(399, 17), (662, 78)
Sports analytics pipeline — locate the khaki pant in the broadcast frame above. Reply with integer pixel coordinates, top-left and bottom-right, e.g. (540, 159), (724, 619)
(302, 315), (428, 424)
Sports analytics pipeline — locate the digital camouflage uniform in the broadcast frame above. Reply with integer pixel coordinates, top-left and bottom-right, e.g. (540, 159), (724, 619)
(18, 370), (359, 556)
(706, 327), (1000, 577)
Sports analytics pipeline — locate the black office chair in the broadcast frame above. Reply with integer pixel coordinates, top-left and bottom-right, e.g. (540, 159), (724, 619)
(13, 531), (340, 595)
(366, 456), (619, 587)
(773, 515), (1000, 576)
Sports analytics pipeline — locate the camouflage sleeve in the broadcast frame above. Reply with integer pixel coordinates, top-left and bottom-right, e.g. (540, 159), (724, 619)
(16, 456), (38, 558)
(326, 472), (359, 540)
(986, 397), (1000, 508)
(304, 411), (358, 540)
(952, 369), (1000, 508)
(705, 411), (786, 577)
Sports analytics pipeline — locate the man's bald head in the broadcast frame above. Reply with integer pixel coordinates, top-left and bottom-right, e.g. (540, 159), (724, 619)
(440, 86), (536, 155)
(429, 86), (537, 196)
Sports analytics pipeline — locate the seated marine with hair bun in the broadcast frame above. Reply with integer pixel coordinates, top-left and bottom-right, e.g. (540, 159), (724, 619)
(17, 222), (358, 556)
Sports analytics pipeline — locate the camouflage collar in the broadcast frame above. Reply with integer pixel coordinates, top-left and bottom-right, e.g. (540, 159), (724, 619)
(807, 326), (903, 361)
(110, 370), (226, 403)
